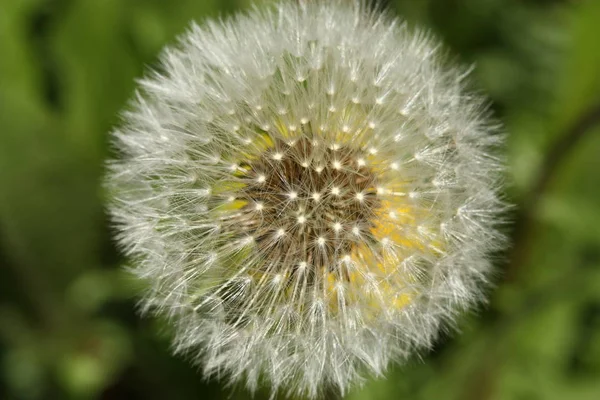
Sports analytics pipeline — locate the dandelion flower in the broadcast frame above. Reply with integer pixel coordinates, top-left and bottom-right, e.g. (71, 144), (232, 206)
(106, 1), (506, 398)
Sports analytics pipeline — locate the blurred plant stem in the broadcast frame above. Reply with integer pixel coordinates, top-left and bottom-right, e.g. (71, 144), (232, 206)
(463, 102), (600, 400)
(507, 102), (600, 282)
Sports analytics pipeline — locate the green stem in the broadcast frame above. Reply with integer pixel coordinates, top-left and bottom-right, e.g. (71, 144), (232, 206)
(506, 103), (600, 281)
(463, 103), (600, 400)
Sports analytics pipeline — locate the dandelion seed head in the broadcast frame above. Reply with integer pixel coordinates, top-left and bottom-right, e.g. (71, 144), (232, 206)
(106, 1), (506, 398)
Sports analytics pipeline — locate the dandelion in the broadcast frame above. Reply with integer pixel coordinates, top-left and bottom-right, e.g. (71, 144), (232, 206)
(106, 1), (506, 398)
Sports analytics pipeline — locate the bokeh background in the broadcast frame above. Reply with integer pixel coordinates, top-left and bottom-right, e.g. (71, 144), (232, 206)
(1, 0), (600, 399)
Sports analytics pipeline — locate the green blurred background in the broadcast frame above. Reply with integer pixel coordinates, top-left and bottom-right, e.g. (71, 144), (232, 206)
(1, 0), (600, 399)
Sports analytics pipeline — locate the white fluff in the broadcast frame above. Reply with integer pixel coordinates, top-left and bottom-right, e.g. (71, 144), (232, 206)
(106, 1), (507, 398)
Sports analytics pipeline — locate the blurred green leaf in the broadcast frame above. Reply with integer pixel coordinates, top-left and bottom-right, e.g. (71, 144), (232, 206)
(3, 346), (45, 400)
(552, 0), (600, 131)
(56, 320), (132, 398)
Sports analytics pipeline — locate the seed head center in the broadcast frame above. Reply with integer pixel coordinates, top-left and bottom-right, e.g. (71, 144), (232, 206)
(238, 138), (380, 270)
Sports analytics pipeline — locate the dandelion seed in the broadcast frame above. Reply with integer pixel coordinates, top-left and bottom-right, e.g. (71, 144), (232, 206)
(106, 1), (506, 398)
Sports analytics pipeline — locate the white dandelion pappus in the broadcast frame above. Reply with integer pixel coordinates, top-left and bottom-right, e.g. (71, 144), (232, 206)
(106, 1), (506, 398)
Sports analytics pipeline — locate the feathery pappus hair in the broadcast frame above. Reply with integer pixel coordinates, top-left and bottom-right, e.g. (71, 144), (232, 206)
(106, 0), (507, 398)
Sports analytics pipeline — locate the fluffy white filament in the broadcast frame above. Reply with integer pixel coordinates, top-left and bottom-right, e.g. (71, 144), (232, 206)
(106, 1), (506, 398)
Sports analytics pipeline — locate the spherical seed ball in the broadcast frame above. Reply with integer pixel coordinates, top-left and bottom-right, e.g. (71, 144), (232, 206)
(106, 1), (506, 398)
